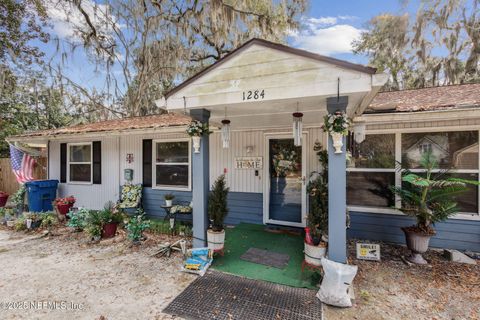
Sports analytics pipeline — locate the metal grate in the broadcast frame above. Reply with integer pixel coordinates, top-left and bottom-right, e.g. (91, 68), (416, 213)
(163, 271), (322, 320)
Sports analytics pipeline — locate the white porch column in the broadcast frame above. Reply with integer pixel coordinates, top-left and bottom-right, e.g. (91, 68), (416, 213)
(327, 96), (348, 263)
(190, 109), (210, 248)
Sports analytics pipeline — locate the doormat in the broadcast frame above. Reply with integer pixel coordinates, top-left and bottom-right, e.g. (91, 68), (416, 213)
(163, 271), (322, 320)
(240, 247), (290, 269)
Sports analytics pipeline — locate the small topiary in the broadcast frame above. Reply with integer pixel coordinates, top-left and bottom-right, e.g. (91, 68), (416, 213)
(208, 175), (229, 232)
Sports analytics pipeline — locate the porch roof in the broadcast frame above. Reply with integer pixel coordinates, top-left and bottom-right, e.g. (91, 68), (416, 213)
(8, 113), (192, 141)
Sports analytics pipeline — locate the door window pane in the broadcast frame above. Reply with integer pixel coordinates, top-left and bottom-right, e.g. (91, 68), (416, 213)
(69, 145), (91, 162)
(402, 131), (478, 169)
(69, 164), (91, 182)
(155, 165), (189, 187)
(347, 172), (395, 207)
(156, 142), (189, 163)
(348, 134), (395, 168)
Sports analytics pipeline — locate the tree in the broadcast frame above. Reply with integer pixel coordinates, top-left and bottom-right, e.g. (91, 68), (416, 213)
(353, 0), (480, 90)
(51, 0), (307, 116)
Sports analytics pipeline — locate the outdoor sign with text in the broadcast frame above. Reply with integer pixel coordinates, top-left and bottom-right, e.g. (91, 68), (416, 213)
(356, 243), (381, 261)
(234, 157), (263, 169)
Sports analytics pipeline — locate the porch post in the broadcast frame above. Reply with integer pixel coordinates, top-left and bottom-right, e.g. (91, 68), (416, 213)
(190, 108), (210, 248)
(326, 96), (348, 263)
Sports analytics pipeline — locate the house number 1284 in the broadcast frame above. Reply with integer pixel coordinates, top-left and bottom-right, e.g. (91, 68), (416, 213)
(242, 89), (265, 101)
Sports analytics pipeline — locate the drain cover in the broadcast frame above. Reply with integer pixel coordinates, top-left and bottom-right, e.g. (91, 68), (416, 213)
(163, 271), (322, 320)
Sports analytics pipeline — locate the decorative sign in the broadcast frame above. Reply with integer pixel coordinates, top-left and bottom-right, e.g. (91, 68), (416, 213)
(356, 243), (381, 261)
(235, 157), (263, 169)
(242, 89), (265, 101)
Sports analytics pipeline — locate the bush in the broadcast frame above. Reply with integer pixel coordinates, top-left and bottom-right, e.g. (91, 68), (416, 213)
(126, 210), (150, 242)
(67, 208), (89, 231)
(14, 217), (26, 231)
(40, 211), (57, 229)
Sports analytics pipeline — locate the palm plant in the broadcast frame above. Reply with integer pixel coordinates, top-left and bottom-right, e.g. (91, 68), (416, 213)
(392, 151), (478, 234)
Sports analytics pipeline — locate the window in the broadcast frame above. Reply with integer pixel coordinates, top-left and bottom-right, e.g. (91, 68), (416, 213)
(348, 130), (480, 215)
(154, 140), (190, 189)
(68, 143), (92, 183)
(347, 134), (396, 207)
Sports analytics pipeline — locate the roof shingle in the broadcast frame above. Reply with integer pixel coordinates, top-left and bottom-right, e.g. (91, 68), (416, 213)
(367, 83), (480, 113)
(11, 113), (192, 139)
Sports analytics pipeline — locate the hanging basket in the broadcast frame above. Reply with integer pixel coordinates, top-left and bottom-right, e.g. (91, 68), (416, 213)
(330, 132), (344, 154)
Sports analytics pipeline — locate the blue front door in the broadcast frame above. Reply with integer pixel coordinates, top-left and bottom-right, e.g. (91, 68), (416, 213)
(267, 138), (305, 226)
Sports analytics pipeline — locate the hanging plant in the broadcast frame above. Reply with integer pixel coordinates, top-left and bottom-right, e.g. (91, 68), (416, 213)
(323, 111), (351, 136)
(185, 120), (210, 137)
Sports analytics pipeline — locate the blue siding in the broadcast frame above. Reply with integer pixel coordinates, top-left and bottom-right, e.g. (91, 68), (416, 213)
(348, 211), (480, 252)
(142, 188), (193, 221)
(225, 192), (263, 225)
(142, 189), (263, 225)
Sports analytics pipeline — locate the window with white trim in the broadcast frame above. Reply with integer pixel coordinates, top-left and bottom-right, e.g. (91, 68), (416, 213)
(154, 140), (191, 189)
(68, 143), (92, 183)
(347, 130), (479, 215)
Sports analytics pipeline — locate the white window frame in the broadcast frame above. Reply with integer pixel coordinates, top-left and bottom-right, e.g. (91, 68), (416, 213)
(67, 142), (93, 184)
(347, 128), (480, 220)
(152, 138), (191, 191)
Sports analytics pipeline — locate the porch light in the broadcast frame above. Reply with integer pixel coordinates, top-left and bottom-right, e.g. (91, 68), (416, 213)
(221, 119), (231, 149)
(292, 112), (303, 146)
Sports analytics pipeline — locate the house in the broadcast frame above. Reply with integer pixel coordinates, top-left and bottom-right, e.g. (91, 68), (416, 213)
(7, 39), (480, 261)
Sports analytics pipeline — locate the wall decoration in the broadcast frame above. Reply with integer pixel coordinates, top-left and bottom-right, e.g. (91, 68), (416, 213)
(234, 157), (263, 169)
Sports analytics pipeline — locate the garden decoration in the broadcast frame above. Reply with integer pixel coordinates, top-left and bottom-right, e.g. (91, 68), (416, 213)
(391, 151), (479, 264)
(151, 239), (187, 258)
(186, 120), (210, 153)
(207, 175), (229, 251)
(54, 196), (76, 216)
(323, 111), (351, 153)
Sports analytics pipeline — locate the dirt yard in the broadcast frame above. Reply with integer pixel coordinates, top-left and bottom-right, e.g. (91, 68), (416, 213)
(325, 241), (480, 320)
(0, 227), (196, 320)
(0, 227), (479, 320)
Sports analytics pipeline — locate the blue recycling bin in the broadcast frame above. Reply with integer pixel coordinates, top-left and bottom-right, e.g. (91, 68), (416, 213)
(25, 180), (59, 212)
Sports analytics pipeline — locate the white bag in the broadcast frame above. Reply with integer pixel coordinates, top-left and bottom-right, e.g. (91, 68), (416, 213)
(316, 258), (358, 307)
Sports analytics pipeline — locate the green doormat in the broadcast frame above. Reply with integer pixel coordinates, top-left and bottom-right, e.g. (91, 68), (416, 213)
(212, 223), (318, 289)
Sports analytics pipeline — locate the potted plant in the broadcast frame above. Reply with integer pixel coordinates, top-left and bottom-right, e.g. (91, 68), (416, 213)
(125, 209), (150, 243)
(392, 151), (478, 264)
(164, 194), (175, 207)
(186, 120), (210, 153)
(0, 191), (9, 207)
(305, 142), (329, 266)
(54, 196), (76, 216)
(99, 202), (124, 238)
(323, 111), (351, 153)
(207, 175), (229, 250)
(24, 212), (42, 229)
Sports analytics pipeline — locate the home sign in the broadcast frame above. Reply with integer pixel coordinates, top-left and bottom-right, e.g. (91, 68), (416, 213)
(356, 243), (381, 261)
(234, 157), (263, 169)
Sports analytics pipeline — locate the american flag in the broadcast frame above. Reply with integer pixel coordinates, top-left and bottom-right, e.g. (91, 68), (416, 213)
(9, 144), (36, 184)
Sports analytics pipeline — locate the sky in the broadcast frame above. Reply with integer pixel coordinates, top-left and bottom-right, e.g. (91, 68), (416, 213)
(38, 0), (420, 92)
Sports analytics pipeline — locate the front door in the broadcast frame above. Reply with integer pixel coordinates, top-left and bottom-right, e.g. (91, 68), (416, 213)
(264, 135), (306, 227)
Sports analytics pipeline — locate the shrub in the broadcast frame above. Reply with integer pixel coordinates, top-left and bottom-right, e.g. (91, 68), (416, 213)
(14, 217), (26, 231)
(67, 208), (89, 231)
(11, 185), (26, 206)
(208, 175), (229, 231)
(40, 211), (57, 229)
(126, 210), (150, 242)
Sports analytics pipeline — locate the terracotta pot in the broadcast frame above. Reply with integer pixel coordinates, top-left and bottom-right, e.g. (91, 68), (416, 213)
(102, 222), (118, 238)
(207, 229), (225, 250)
(0, 193), (8, 207)
(304, 242), (327, 266)
(402, 227), (433, 264)
(56, 203), (73, 215)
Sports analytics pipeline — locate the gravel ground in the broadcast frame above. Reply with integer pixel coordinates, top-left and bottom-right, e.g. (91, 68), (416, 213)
(0, 226), (478, 320)
(324, 241), (480, 320)
(0, 227), (195, 320)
